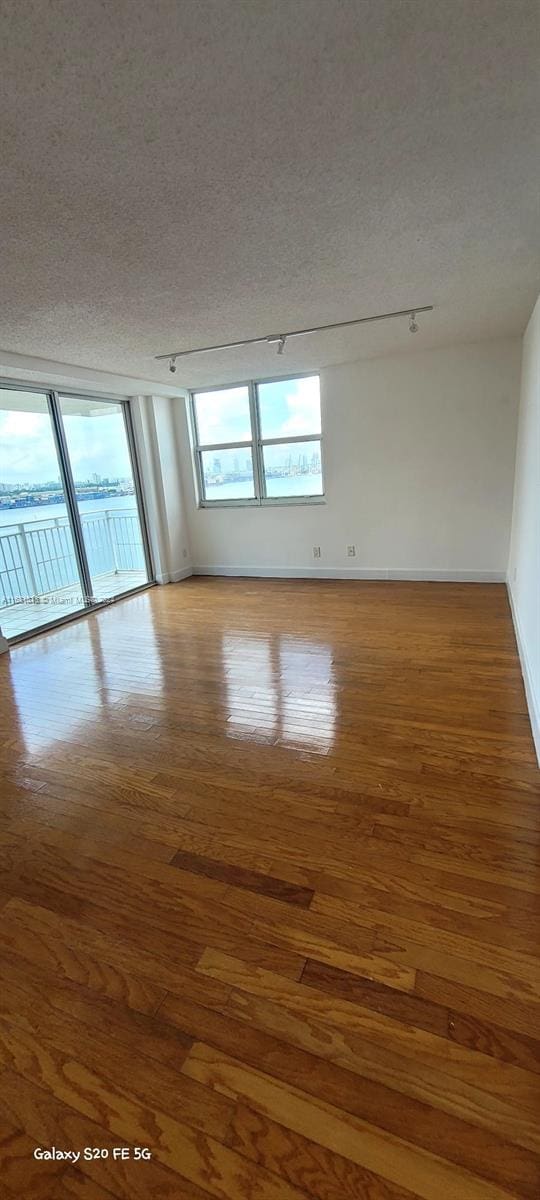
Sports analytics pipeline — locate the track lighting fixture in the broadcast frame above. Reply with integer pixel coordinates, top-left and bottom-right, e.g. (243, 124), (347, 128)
(156, 304), (432, 366)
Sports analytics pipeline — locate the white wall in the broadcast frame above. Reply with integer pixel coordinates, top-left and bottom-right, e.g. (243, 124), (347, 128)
(507, 297), (540, 762)
(176, 339), (521, 580)
(132, 395), (192, 583)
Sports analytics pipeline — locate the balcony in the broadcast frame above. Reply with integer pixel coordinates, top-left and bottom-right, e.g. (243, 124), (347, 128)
(0, 508), (148, 639)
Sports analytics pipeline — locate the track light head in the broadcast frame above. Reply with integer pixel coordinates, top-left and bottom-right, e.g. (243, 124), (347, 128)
(267, 333), (287, 356)
(169, 357), (177, 373)
(409, 312), (418, 334)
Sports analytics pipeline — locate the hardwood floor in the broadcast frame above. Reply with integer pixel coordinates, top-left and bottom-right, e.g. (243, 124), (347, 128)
(0, 577), (539, 1200)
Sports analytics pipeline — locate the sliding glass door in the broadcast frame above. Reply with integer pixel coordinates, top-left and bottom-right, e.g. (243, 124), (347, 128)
(0, 390), (86, 638)
(58, 396), (151, 603)
(0, 386), (152, 641)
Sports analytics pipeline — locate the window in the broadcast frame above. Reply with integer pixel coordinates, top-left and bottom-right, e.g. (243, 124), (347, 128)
(191, 374), (323, 505)
(192, 385), (255, 501)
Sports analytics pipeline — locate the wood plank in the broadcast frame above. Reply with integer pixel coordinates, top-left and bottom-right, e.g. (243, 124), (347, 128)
(2, 578), (539, 1198)
(0, 903), (166, 1018)
(311, 893), (540, 998)
(51, 1170), (211, 1200)
(448, 1012), (540, 1074)
(219, 889), (413, 988)
(309, 861), (510, 921)
(310, 865), (540, 957)
(228, 1103), (420, 1200)
(302, 958), (540, 1073)
(0, 1021), (304, 1199)
(0, 1071), (213, 1200)
(169, 847), (314, 907)
(195, 949), (540, 1151)
(3, 845), (307, 982)
(415, 970), (540, 1040)
(157, 987), (540, 1199)
(0, 957), (233, 1146)
(372, 928), (540, 1007)
(300, 959), (449, 1036)
(183, 1042), (521, 1200)
(370, 820), (540, 873)
(0, 1125), (65, 1198)
(50, 1174), (119, 1200)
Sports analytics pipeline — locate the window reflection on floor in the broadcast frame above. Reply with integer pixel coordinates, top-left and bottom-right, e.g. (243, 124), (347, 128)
(7, 619), (100, 755)
(222, 632), (336, 753)
(7, 592), (164, 756)
(222, 634), (278, 741)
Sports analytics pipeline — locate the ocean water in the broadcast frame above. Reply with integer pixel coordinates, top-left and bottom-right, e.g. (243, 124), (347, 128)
(0, 495), (145, 600)
(205, 473), (323, 501)
(0, 493), (137, 529)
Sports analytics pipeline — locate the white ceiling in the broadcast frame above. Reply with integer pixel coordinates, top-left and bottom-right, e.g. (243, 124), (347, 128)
(1, 0), (539, 389)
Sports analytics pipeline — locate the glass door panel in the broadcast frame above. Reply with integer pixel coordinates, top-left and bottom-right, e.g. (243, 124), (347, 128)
(0, 389), (85, 638)
(57, 396), (150, 602)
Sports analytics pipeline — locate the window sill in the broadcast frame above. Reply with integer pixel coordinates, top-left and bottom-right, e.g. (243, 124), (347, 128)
(198, 496), (326, 510)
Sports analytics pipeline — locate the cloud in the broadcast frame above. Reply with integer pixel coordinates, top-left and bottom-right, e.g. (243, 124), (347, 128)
(0, 411), (60, 481)
(0, 411), (131, 484)
(280, 377), (321, 437)
(195, 387), (251, 443)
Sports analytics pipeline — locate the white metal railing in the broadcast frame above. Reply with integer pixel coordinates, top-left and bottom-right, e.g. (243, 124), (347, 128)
(0, 508), (145, 607)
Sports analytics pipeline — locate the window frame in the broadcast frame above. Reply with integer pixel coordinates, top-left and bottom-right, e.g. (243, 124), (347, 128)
(189, 371), (325, 508)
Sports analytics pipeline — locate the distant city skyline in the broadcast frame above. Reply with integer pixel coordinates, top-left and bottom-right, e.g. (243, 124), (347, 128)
(206, 446), (321, 485)
(0, 472), (132, 493)
(0, 474), (135, 513)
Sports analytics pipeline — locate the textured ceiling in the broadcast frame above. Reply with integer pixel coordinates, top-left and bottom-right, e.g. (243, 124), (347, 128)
(1, 0), (539, 389)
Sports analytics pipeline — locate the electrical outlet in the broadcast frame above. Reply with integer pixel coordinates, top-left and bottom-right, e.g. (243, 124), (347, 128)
(313, 545), (321, 558)
(183, 548), (188, 559)
(347, 545), (356, 557)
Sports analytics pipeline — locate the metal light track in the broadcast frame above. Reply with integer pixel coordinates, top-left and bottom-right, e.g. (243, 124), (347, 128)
(156, 304), (434, 370)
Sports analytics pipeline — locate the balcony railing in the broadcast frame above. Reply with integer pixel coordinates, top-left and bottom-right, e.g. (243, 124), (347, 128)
(0, 508), (145, 607)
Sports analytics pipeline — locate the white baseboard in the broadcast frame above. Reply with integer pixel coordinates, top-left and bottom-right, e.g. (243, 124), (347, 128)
(156, 567), (193, 584)
(506, 582), (540, 765)
(192, 565), (505, 583)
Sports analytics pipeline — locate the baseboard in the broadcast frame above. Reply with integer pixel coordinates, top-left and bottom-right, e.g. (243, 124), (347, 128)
(156, 567), (193, 584)
(192, 565), (505, 583)
(171, 567), (193, 582)
(506, 581), (540, 766)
